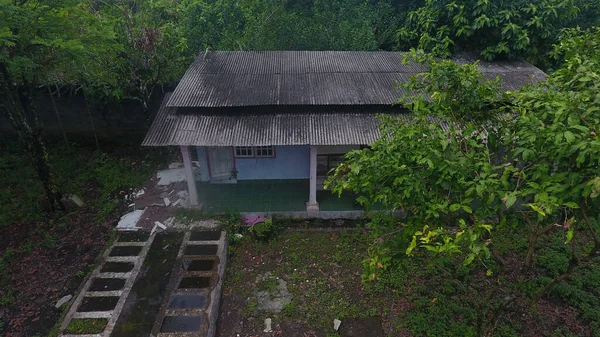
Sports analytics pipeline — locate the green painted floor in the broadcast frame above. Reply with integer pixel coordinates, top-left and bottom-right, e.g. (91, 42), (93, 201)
(196, 179), (362, 213)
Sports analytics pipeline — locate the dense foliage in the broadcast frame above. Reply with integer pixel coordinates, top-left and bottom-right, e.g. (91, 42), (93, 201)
(328, 28), (600, 334)
(397, 0), (599, 69)
(0, 0), (598, 209)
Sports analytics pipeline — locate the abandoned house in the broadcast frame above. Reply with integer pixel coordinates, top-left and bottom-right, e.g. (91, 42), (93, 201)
(142, 51), (545, 213)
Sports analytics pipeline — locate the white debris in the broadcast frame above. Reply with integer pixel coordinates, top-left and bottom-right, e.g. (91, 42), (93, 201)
(117, 210), (145, 230)
(163, 197), (171, 207)
(157, 168), (187, 185)
(155, 221), (167, 230)
(69, 195), (84, 207)
(168, 162), (183, 169)
(234, 233), (244, 239)
(55, 295), (72, 308)
(135, 189), (145, 198)
(334, 319), (342, 331)
(172, 199), (181, 206)
(263, 318), (272, 333)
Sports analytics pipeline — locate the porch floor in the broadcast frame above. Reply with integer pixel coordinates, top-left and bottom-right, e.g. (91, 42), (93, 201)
(197, 179), (362, 214)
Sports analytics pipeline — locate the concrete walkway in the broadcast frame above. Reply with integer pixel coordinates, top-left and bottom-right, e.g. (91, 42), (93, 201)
(151, 231), (227, 336)
(60, 232), (155, 337)
(59, 230), (227, 337)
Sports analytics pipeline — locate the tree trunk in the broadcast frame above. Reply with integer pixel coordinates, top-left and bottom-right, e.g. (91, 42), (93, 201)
(0, 65), (64, 211)
(83, 90), (100, 151)
(47, 85), (69, 150)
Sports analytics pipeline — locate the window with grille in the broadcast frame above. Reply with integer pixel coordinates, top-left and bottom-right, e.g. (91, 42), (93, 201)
(317, 154), (344, 176)
(234, 146), (275, 158)
(234, 146), (254, 158)
(255, 146), (275, 158)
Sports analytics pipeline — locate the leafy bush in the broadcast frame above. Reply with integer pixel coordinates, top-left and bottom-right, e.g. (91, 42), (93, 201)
(248, 218), (281, 241)
(219, 212), (246, 244)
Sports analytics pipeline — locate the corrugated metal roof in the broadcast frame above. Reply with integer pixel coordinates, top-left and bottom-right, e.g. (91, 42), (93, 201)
(143, 93), (389, 147)
(166, 51), (547, 107)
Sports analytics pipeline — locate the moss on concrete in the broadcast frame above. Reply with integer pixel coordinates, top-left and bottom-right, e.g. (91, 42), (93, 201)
(64, 318), (108, 334)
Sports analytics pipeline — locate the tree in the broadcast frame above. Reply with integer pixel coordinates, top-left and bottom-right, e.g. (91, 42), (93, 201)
(0, 0), (93, 211)
(327, 31), (600, 332)
(396, 0), (579, 68)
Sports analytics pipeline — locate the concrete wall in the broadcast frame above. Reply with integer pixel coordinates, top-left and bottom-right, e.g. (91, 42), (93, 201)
(0, 89), (168, 138)
(235, 145), (310, 180)
(197, 145), (310, 181)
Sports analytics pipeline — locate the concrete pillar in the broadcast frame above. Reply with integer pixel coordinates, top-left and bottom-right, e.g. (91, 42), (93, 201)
(180, 146), (199, 206)
(306, 145), (319, 211)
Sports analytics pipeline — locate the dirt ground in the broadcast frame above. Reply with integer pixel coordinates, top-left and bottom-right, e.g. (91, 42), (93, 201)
(0, 211), (113, 337)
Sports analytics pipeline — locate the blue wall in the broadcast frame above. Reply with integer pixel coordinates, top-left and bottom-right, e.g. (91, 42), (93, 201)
(196, 147), (211, 181)
(236, 145), (309, 180)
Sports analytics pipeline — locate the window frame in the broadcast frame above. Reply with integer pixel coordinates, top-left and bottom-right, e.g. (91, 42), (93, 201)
(317, 153), (344, 176)
(234, 146), (254, 158)
(233, 146), (276, 158)
(254, 146), (276, 158)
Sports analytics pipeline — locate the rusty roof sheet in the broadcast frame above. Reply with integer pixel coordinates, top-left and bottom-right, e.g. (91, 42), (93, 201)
(166, 51), (547, 108)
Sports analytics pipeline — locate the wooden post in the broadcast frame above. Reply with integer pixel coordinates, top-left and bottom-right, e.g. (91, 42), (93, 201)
(181, 146), (199, 206)
(306, 145), (319, 211)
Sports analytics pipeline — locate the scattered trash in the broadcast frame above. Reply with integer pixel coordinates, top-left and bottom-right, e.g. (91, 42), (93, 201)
(117, 210), (145, 230)
(234, 233), (244, 239)
(334, 318), (342, 331)
(242, 215), (266, 226)
(163, 197), (171, 207)
(155, 221), (167, 230)
(163, 244), (170, 250)
(264, 318), (272, 332)
(55, 295), (73, 308)
(172, 199), (181, 206)
(60, 194), (84, 211)
(135, 189), (146, 198)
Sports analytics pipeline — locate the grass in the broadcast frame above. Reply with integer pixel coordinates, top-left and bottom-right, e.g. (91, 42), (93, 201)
(64, 318), (108, 334)
(223, 228), (600, 336)
(225, 231), (397, 333)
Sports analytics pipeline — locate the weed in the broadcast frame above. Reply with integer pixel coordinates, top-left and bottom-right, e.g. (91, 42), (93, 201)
(175, 208), (210, 225)
(21, 241), (34, 253)
(218, 212), (247, 243)
(2, 248), (15, 262)
(248, 218), (282, 241)
(244, 299), (259, 317)
(43, 233), (57, 248)
(258, 277), (278, 292)
(65, 318), (108, 334)
(282, 302), (297, 316)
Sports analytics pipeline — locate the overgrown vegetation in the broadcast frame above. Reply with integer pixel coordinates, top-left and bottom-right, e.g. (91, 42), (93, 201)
(0, 139), (163, 336)
(327, 28), (600, 336)
(224, 230), (600, 336)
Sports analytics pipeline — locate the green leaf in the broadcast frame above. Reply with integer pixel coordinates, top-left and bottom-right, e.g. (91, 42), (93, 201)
(505, 194), (517, 209)
(564, 131), (575, 143)
(449, 204), (461, 212)
(565, 226), (574, 244)
(463, 253), (476, 266)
